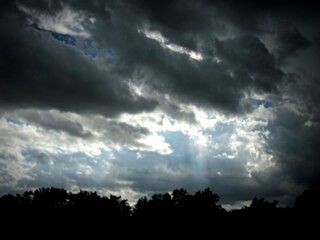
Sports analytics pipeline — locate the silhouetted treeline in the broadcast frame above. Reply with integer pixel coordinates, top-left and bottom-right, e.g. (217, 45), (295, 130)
(0, 188), (131, 219)
(0, 187), (319, 222)
(134, 188), (226, 219)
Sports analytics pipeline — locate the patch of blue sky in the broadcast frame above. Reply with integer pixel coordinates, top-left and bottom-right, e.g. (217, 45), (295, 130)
(81, 38), (98, 57)
(50, 31), (77, 46)
(206, 121), (235, 135)
(104, 49), (116, 59)
(4, 115), (28, 126)
(107, 131), (202, 174)
(31, 24), (98, 58)
(31, 23), (77, 46)
(250, 98), (272, 108)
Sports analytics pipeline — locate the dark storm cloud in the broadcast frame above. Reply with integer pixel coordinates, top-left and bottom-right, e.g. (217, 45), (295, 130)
(0, 0), (318, 115)
(0, 1), (156, 117)
(0, 0), (288, 115)
(1, 0), (320, 205)
(215, 35), (283, 92)
(267, 107), (320, 189)
(125, 0), (320, 43)
(274, 27), (312, 61)
(124, 0), (226, 50)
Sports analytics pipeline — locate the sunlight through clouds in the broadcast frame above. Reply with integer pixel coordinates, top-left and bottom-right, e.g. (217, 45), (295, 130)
(1, 0), (319, 207)
(17, 2), (92, 37)
(139, 27), (203, 61)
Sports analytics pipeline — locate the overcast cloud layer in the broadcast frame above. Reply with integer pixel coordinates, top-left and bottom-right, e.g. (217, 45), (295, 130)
(1, 0), (320, 207)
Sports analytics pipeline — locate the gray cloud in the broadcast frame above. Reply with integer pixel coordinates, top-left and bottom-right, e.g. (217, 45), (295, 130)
(0, 1), (156, 117)
(15, 110), (93, 138)
(0, 0), (286, 115)
(215, 35), (283, 92)
(267, 106), (320, 189)
(0, 0), (320, 206)
(3, 108), (152, 151)
(274, 27), (312, 61)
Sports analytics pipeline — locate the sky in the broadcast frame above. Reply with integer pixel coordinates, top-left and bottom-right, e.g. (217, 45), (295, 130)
(1, 0), (320, 207)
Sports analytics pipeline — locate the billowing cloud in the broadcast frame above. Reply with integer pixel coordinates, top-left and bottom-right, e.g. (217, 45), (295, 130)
(0, 0), (320, 207)
(0, 1), (156, 116)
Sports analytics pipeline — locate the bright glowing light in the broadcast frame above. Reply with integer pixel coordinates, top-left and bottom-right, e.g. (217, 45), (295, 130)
(139, 27), (203, 61)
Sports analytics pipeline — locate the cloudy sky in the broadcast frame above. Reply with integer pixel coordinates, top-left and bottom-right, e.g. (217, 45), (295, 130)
(1, 0), (320, 207)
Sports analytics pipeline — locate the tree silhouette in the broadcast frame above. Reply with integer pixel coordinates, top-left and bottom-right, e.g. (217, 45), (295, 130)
(0, 186), (319, 224)
(133, 188), (225, 219)
(294, 188), (320, 214)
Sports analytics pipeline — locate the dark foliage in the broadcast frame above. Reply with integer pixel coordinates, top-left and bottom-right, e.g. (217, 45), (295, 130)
(134, 188), (226, 219)
(0, 186), (319, 229)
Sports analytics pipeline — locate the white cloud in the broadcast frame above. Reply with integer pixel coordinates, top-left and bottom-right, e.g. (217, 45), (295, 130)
(139, 27), (203, 61)
(118, 100), (275, 177)
(222, 200), (251, 211)
(0, 98), (278, 202)
(18, 3), (91, 37)
(0, 109), (174, 163)
(137, 133), (172, 155)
